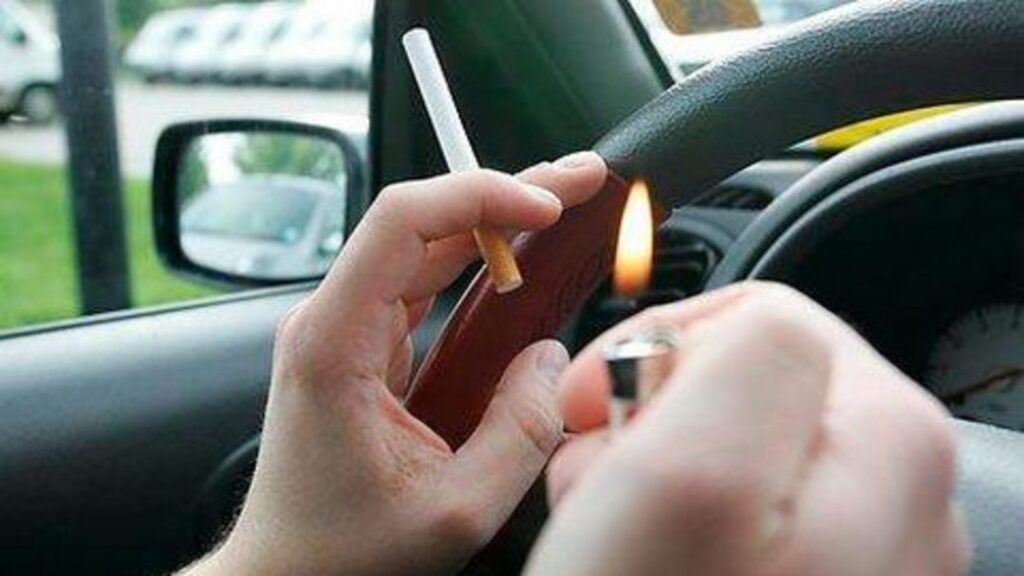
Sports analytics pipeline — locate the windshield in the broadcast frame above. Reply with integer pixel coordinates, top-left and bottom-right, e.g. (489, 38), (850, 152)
(631, 0), (858, 77)
(755, 0), (850, 25)
(182, 183), (318, 245)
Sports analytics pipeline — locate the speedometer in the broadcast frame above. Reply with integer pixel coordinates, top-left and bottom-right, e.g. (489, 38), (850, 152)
(924, 303), (1024, 431)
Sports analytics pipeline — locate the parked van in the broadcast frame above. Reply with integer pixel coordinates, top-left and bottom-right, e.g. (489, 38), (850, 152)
(0, 0), (60, 124)
(124, 8), (204, 83)
(170, 4), (252, 83)
(215, 2), (297, 84)
(293, 16), (372, 89)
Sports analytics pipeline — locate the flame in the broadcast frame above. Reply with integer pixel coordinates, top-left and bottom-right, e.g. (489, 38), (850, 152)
(613, 180), (654, 297)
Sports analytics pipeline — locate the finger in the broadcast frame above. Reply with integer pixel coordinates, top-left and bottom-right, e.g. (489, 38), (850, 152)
(559, 284), (751, 431)
(447, 340), (569, 532)
(406, 297), (435, 332)
(517, 151), (609, 209)
(402, 151), (608, 303)
(314, 169), (564, 324)
(546, 432), (610, 510)
(620, 300), (832, 556)
(298, 170), (567, 381)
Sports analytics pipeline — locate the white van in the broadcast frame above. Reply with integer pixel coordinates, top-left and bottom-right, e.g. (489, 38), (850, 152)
(215, 2), (297, 84)
(124, 8), (204, 83)
(0, 0), (60, 124)
(170, 4), (252, 83)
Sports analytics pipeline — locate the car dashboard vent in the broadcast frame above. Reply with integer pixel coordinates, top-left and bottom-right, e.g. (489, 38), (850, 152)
(692, 184), (773, 210)
(650, 230), (720, 294)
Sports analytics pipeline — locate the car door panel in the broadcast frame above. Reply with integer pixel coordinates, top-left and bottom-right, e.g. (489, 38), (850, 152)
(0, 289), (304, 574)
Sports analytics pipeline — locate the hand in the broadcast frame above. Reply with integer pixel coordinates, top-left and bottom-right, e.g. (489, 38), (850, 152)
(188, 152), (608, 576)
(526, 282), (970, 576)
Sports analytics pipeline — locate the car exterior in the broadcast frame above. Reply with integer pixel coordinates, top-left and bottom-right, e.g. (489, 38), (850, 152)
(170, 4), (252, 83)
(0, 0), (59, 124)
(215, 2), (297, 84)
(124, 8), (204, 82)
(180, 174), (347, 279)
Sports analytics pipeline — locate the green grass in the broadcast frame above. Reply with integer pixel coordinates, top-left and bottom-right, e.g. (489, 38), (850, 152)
(0, 159), (216, 331)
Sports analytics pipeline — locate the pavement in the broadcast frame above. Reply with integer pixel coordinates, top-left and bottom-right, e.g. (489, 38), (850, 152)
(0, 80), (369, 178)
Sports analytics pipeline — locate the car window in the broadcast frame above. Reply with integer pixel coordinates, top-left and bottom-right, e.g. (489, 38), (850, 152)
(630, 0), (858, 77)
(0, 0), (371, 333)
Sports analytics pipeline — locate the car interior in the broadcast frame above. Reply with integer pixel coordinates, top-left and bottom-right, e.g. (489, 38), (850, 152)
(1, 0), (1023, 574)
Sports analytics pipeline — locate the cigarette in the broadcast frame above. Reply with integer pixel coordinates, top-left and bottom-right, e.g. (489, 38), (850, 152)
(402, 28), (523, 294)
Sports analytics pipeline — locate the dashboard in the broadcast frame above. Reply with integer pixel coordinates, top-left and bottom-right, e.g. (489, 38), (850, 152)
(783, 173), (1024, 431)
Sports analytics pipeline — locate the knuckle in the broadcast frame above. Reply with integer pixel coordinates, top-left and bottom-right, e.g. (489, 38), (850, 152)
(372, 183), (407, 216)
(273, 300), (309, 354)
(433, 501), (490, 551)
(726, 298), (824, 360)
(613, 449), (761, 535)
(740, 280), (808, 303)
(906, 395), (959, 494)
(502, 389), (564, 458)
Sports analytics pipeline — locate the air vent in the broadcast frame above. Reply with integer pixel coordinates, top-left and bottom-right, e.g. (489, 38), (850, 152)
(693, 184), (773, 210)
(573, 233), (721, 348)
(650, 232), (719, 294)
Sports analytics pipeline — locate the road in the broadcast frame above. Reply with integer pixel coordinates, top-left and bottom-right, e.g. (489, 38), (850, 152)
(0, 81), (369, 178)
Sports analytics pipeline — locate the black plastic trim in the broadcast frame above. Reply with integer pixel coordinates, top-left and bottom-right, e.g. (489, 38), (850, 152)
(708, 102), (1024, 289)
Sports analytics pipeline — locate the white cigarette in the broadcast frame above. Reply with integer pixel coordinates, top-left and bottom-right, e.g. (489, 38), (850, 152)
(402, 28), (523, 293)
(402, 28), (479, 172)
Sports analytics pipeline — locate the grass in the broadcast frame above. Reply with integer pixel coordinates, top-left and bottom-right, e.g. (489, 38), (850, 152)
(0, 159), (216, 331)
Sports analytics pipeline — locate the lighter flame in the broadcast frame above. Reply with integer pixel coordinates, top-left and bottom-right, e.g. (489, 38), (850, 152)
(613, 180), (654, 297)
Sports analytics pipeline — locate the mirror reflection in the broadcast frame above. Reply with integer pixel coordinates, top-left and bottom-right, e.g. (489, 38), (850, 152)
(178, 131), (348, 280)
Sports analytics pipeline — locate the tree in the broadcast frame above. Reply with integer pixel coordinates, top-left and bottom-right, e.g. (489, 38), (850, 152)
(233, 134), (348, 186)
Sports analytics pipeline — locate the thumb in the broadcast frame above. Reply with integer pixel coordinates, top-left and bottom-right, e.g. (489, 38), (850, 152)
(447, 340), (568, 531)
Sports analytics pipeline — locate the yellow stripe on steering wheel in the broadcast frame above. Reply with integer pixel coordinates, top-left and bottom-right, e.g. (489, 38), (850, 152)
(814, 105), (972, 151)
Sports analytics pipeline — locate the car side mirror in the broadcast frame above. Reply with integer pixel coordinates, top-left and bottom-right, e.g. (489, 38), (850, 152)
(653, 0), (761, 34)
(153, 119), (366, 287)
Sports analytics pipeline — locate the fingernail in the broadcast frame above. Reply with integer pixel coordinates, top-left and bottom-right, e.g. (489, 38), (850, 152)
(554, 151), (600, 170)
(526, 184), (563, 208)
(536, 341), (570, 382)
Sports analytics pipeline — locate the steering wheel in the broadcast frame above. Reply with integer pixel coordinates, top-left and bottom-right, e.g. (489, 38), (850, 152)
(404, 0), (1024, 572)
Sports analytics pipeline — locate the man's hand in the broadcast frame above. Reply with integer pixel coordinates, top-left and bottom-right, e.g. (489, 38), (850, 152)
(527, 282), (970, 576)
(188, 152), (608, 576)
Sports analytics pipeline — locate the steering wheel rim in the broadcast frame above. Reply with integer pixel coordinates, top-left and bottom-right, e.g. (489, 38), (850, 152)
(404, 0), (1024, 570)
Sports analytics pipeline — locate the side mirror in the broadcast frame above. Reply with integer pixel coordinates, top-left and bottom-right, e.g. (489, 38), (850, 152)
(653, 0), (761, 35)
(153, 119), (366, 287)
